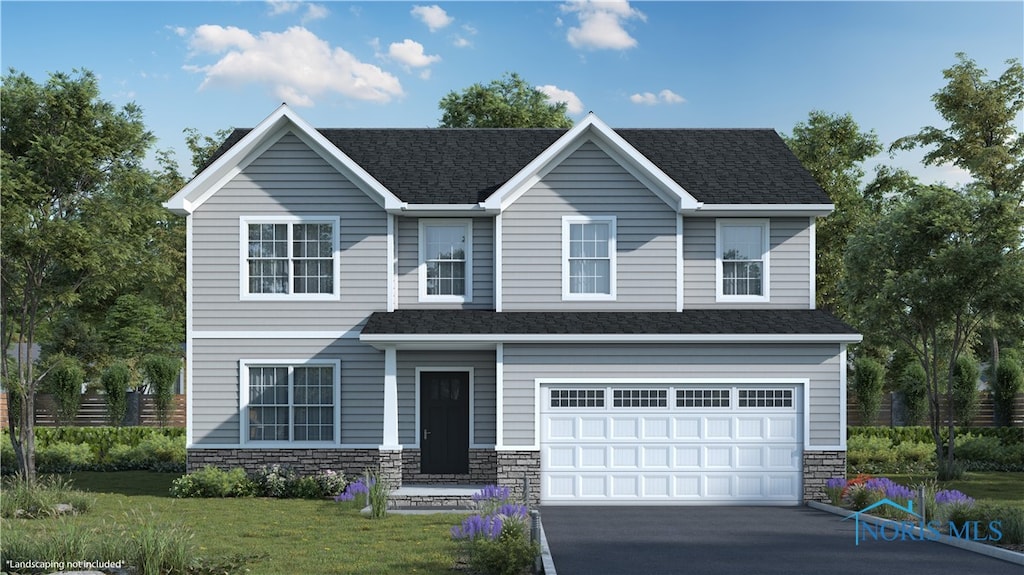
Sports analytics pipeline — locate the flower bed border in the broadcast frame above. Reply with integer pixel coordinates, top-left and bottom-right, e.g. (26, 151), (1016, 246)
(807, 500), (1024, 566)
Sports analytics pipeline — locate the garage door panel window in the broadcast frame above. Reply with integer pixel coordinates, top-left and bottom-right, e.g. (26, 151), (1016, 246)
(738, 389), (793, 408)
(551, 388), (605, 408)
(612, 389), (667, 408)
(676, 388), (730, 408)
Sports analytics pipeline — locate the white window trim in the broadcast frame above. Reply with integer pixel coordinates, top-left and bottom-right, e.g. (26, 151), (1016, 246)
(239, 358), (341, 446)
(715, 218), (770, 303)
(418, 219), (473, 303)
(239, 215), (341, 301)
(562, 215), (617, 301)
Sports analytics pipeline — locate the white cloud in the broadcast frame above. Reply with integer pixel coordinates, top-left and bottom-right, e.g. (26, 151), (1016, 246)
(462, 24), (478, 35)
(453, 36), (471, 48)
(537, 84), (584, 115)
(303, 4), (329, 23)
(167, 25), (188, 37)
(561, 0), (645, 50)
(185, 25), (403, 105)
(630, 89), (685, 105)
(267, 1), (299, 16)
(267, 1), (328, 23)
(388, 38), (441, 69)
(411, 5), (454, 32)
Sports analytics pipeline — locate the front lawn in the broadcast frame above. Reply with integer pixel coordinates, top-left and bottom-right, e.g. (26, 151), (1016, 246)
(883, 471), (1024, 510)
(2, 472), (462, 575)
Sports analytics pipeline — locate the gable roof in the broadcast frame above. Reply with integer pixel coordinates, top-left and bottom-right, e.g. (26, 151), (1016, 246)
(193, 106), (830, 212)
(360, 309), (861, 347)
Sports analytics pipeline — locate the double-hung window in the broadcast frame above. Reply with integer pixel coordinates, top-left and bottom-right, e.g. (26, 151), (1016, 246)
(562, 216), (616, 300)
(716, 219), (769, 302)
(242, 360), (340, 443)
(241, 216), (340, 300)
(419, 220), (472, 302)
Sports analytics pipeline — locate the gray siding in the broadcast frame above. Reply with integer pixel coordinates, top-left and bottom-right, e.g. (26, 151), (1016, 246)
(396, 217), (494, 309)
(501, 140), (678, 310)
(192, 132), (388, 331)
(683, 217), (811, 309)
(191, 338), (384, 446)
(396, 350), (497, 446)
(501, 343), (842, 447)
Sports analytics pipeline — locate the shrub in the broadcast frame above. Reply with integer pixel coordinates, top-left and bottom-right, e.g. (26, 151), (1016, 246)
(101, 362), (131, 426)
(169, 466), (252, 498)
(853, 357), (885, 425)
(35, 442), (94, 473)
(44, 355), (85, 425)
(993, 356), (1023, 427)
(128, 434), (186, 472)
(952, 355), (981, 427)
(847, 435), (895, 468)
(452, 485), (537, 575)
(1, 432), (15, 474)
(0, 474), (94, 519)
(141, 355), (180, 427)
(898, 362), (928, 426)
(249, 465), (346, 499)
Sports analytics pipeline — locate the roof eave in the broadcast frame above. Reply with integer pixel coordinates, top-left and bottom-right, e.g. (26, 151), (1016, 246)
(360, 332), (862, 350)
(692, 204), (834, 217)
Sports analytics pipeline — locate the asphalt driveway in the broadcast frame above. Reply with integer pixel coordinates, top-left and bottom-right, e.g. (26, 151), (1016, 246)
(540, 506), (1021, 575)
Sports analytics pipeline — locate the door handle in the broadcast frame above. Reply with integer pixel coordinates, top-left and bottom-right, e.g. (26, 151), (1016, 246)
(423, 428), (431, 441)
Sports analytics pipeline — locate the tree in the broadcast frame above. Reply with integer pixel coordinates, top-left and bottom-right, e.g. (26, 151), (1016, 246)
(142, 355), (180, 427)
(843, 185), (1024, 478)
(101, 361), (131, 426)
(438, 72), (573, 128)
(42, 355), (85, 426)
(952, 355), (980, 426)
(784, 112), (881, 315)
(992, 355), (1023, 426)
(893, 53), (1024, 377)
(184, 127), (235, 175)
(1, 69), (158, 481)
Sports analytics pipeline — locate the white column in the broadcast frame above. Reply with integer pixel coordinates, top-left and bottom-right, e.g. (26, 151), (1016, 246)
(381, 346), (400, 449)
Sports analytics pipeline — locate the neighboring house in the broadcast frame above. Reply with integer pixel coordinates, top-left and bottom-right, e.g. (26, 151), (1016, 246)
(165, 105), (860, 505)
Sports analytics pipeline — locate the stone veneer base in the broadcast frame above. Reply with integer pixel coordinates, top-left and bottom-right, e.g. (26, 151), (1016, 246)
(401, 449), (497, 485)
(802, 450), (846, 502)
(187, 448), (385, 478)
(496, 450), (541, 506)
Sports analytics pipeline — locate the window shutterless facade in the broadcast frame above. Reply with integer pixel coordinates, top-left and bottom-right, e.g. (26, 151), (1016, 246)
(716, 219), (769, 302)
(562, 215), (616, 300)
(240, 216), (340, 300)
(419, 219), (472, 302)
(241, 360), (341, 444)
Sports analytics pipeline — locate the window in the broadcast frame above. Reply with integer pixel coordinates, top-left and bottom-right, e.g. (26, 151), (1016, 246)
(550, 388), (605, 408)
(738, 388), (793, 408)
(676, 388), (730, 408)
(241, 217), (340, 299)
(243, 361), (339, 443)
(419, 220), (472, 302)
(612, 388), (667, 408)
(562, 216), (616, 300)
(717, 220), (769, 301)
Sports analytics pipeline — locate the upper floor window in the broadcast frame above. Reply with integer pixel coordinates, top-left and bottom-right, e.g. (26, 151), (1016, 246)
(240, 216), (340, 300)
(419, 220), (472, 302)
(562, 216), (617, 300)
(716, 219), (769, 302)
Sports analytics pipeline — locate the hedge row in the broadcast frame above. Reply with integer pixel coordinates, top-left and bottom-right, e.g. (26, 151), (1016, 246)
(848, 426), (1023, 446)
(1, 427), (185, 474)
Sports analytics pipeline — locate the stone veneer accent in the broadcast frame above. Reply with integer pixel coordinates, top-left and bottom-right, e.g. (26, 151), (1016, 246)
(402, 449), (497, 485)
(802, 450), (846, 502)
(496, 450), (541, 506)
(378, 449), (403, 489)
(187, 448), (383, 477)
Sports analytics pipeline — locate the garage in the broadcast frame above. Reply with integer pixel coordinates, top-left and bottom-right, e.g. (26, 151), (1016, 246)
(540, 382), (803, 505)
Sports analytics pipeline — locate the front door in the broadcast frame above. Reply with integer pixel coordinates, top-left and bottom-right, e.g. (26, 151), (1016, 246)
(420, 371), (470, 474)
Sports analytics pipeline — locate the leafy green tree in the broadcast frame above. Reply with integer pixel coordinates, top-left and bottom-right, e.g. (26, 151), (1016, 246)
(784, 112), (881, 315)
(101, 361), (131, 426)
(438, 72), (573, 128)
(1, 69), (158, 480)
(852, 356), (885, 425)
(843, 185), (1024, 478)
(141, 355), (181, 427)
(42, 355), (85, 426)
(952, 355), (980, 426)
(993, 356), (1023, 426)
(184, 127), (235, 175)
(898, 362), (929, 426)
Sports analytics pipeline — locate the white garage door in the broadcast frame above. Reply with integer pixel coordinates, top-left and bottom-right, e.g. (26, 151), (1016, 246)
(541, 384), (802, 505)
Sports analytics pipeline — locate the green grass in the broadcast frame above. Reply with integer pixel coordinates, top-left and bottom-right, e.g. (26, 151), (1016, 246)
(883, 471), (1024, 510)
(2, 472), (464, 575)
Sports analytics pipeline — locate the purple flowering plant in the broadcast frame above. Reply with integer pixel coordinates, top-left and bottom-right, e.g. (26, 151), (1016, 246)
(824, 477), (846, 505)
(935, 489), (974, 507)
(451, 485), (538, 574)
(333, 477), (372, 502)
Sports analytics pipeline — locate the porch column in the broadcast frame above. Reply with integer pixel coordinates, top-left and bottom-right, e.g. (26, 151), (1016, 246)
(381, 346), (400, 449)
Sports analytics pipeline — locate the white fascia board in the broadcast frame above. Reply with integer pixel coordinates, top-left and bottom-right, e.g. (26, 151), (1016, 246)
(360, 332), (863, 349)
(693, 204), (834, 217)
(163, 104), (404, 215)
(482, 113), (700, 213)
(393, 203), (499, 216)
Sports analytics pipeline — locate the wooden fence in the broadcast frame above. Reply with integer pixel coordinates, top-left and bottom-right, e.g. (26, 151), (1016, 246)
(848, 391), (1024, 427)
(0, 393), (185, 428)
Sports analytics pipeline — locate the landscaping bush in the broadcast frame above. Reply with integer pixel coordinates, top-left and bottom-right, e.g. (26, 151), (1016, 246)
(0, 474), (94, 519)
(1, 432), (15, 473)
(952, 355), (981, 427)
(127, 433), (187, 472)
(101, 362), (131, 426)
(35, 442), (94, 473)
(141, 354), (181, 427)
(451, 485), (537, 575)
(169, 466), (253, 498)
(853, 357), (885, 425)
(898, 362), (928, 425)
(993, 356), (1023, 427)
(43, 355), (85, 425)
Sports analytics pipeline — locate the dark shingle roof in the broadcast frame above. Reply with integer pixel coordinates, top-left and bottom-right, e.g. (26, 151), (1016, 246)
(362, 309), (857, 337)
(211, 126), (828, 205)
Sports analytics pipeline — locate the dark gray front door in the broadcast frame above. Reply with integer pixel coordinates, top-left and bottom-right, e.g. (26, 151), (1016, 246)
(420, 371), (469, 474)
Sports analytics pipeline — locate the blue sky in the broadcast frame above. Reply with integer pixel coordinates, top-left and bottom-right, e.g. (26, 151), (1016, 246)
(2, 1), (1022, 185)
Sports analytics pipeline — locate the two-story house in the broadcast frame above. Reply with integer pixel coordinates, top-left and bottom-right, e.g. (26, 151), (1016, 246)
(165, 105), (860, 505)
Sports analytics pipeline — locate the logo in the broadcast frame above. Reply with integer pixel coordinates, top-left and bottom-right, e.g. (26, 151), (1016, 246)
(840, 498), (1002, 546)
